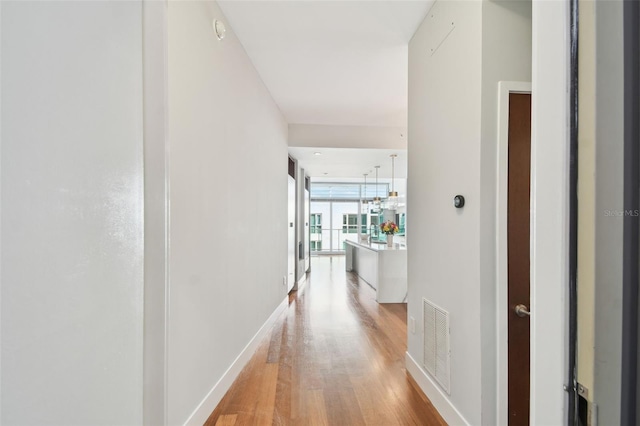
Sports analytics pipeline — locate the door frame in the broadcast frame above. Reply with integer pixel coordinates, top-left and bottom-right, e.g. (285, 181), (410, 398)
(287, 173), (296, 293)
(496, 81), (532, 425)
(621, 0), (640, 420)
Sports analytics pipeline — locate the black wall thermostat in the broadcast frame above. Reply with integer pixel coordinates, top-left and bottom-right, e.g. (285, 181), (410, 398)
(454, 195), (465, 208)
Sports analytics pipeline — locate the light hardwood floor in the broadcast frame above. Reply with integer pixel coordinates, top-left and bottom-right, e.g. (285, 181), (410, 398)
(205, 256), (446, 426)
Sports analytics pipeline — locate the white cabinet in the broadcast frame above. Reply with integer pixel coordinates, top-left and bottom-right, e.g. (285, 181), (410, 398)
(345, 239), (407, 303)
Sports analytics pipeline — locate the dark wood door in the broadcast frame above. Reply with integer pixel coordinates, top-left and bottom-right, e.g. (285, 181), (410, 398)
(507, 93), (532, 425)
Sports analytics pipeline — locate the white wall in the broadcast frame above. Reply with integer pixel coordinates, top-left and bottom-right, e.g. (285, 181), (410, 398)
(407, 2), (483, 423)
(1, 1), (144, 424)
(407, 0), (531, 423)
(479, 2), (531, 424)
(143, 2), (170, 425)
(529, 0), (569, 423)
(166, 1), (288, 424)
(289, 124), (407, 150)
(592, 1), (624, 423)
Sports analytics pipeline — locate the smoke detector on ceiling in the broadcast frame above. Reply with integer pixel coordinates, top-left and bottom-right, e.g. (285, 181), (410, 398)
(213, 19), (226, 41)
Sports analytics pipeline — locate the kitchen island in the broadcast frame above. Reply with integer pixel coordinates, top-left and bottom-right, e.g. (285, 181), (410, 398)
(344, 237), (407, 303)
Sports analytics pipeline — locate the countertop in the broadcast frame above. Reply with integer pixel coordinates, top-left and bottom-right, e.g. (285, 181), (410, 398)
(344, 236), (407, 252)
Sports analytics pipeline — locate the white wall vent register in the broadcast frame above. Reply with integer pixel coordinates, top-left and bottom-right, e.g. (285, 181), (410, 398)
(423, 298), (451, 394)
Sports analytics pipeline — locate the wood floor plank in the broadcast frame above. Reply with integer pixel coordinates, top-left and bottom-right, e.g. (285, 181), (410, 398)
(251, 363), (279, 424)
(322, 387), (366, 426)
(214, 414), (237, 426)
(266, 320), (285, 364)
(205, 256), (447, 426)
(307, 390), (329, 426)
(350, 374), (401, 425)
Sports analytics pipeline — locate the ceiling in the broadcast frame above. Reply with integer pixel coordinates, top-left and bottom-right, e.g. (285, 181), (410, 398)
(218, 0), (433, 127)
(218, 0), (433, 178)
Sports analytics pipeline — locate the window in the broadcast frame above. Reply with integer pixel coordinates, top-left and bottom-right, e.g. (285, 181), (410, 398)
(310, 213), (322, 234)
(360, 214), (368, 233)
(396, 213), (406, 235)
(342, 214), (358, 234)
(310, 241), (322, 251)
(310, 182), (388, 200)
(369, 214), (381, 239)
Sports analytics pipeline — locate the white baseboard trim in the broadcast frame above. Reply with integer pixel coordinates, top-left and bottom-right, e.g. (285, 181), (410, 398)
(294, 274), (307, 291)
(405, 352), (470, 426)
(184, 297), (288, 426)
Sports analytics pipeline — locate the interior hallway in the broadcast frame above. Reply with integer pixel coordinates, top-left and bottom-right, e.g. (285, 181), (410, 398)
(205, 256), (445, 425)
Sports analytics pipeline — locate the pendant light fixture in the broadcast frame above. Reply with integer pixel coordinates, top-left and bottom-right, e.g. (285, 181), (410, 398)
(387, 154), (398, 210)
(362, 173), (369, 207)
(373, 165), (381, 211)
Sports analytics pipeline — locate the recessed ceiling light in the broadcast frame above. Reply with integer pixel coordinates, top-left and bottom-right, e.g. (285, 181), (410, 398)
(314, 152), (322, 156)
